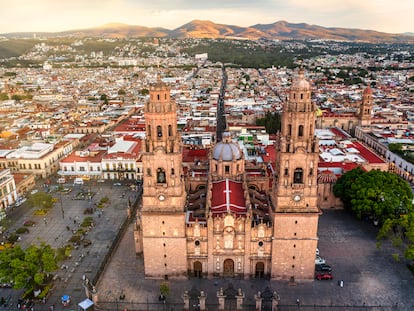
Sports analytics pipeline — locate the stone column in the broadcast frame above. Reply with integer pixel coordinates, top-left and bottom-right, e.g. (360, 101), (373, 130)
(182, 291), (189, 310)
(91, 286), (98, 305)
(255, 291), (263, 311)
(199, 291), (207, 310)
(236, 288), (244, 310)
(272, 291), (280, 311)
(217, 288), (226, 310)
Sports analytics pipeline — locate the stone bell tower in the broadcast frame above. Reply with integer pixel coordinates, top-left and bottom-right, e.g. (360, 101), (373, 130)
(140, 77), (187, 279)
(271, 68), (320, 281)
(359, 85), (373, 127)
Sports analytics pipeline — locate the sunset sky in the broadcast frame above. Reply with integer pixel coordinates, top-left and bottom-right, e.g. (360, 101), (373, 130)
(2, 0), (413, 34)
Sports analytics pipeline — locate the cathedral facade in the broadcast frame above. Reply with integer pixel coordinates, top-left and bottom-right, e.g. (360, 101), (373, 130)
(135, 70), (320, 281)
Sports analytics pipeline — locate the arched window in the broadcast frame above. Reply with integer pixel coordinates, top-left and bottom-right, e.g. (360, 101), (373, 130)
(157, 125), (162, 137)
(147, 168), (151, 176)
(157, 168), (166, 183)
(171, 168), (175, 175)
(300, 93), (303, 100)
(157, 94), (160, 100)
(288, 124), (292, 136)
(293, 168), (303, 184)
(168, 125), (172, 136)
(298, 125), (304, 137)
(148, 125), (151, 137)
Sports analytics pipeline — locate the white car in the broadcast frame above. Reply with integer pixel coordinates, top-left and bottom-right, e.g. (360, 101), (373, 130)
(15, 197), (27, 206)
(315, 255), (326, 265)
(316, 248), (320, 256)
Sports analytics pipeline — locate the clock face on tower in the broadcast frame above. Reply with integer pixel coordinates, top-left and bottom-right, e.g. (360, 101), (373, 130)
(158, 194), (166, 201)
(293, 195), (301, 202)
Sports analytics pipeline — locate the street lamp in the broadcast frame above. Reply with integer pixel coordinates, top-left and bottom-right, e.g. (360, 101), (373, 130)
(58, 186), (64, 219)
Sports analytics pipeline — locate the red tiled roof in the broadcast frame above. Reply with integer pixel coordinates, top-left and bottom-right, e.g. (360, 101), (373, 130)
(329, 127), (349, 139)
(318, 161), (360, 173)
(262, 145), (276, 164)
(182, 147), (209, 163)
(350, 141), (385, 164)
(211, 179), (247, 217)
(60, 150), (106, 163)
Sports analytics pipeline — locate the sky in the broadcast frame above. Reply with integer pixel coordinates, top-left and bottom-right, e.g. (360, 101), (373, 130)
(2, 0), (413, 34)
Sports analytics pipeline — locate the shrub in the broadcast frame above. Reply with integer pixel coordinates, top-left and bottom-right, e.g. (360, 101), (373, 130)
(33, 209), (47, 216)
(81, 217), (94, 227)
(16, 227), (29, 234)
(8, 233), (19, 243)
(69, 235), (81, 244)
(100, 196), (109, 204)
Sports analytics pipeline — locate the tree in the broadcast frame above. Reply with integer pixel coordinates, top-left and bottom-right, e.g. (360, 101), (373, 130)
(159, 282), (169, 301)
(333, 167), (365, 209)
(256, 112), (281, 134)
(0, 242), (58, 297)
(0, 93), (9, 100)
(334, 168), (413, 222)
(388, 143), (403, 153)
(377, 207), (414, 262)
(27, 191), (55, 211)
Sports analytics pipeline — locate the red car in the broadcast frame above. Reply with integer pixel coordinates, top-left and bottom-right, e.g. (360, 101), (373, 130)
(315, 272), (333, 280)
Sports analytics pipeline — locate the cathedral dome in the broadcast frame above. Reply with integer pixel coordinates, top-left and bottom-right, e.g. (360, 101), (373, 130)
(212, 133), (241, 161)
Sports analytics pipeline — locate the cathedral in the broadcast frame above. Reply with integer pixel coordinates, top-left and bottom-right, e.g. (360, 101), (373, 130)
(134, 69), (320, 281)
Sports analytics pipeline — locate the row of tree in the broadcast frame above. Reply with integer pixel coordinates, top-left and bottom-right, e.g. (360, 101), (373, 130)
(334, 168), (414, 261)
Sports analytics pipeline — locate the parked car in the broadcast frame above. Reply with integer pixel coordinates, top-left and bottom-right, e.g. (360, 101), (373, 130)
(315, 272), (333, 280)
(15, 197), (27, 207)
(73, 178), (84, 185)
(57, 177), (66, 184)
(315, 264), (332, 272)
(316, 248), (320, 256)
(315, 255), (326, 265)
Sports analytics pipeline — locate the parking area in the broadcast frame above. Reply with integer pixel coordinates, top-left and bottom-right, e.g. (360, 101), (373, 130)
(0, 178), (139, 311)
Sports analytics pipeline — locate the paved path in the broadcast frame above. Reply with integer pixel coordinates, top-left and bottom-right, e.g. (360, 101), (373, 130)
(96, 209), (414, 311)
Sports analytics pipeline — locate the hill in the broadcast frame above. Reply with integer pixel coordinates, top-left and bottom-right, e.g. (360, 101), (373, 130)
(1, 20), (413, 43)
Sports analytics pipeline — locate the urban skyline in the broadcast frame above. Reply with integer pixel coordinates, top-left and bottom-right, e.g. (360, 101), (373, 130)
(2, 0), (413, 35)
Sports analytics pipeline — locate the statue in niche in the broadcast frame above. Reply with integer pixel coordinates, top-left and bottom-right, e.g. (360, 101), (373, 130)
(224, 227), (234, 249)
(157, 168), (166, 183)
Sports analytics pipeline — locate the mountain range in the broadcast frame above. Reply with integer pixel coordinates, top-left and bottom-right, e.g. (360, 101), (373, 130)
(2, 20), (414, 43)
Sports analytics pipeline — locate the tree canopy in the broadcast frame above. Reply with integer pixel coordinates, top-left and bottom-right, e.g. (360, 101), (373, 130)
(335, 168), (414, 261)
(333, 167), (413, 222)
(0, 242), (58, 297)
(256, 112), (281, 134)
(27, 191), (55, 211)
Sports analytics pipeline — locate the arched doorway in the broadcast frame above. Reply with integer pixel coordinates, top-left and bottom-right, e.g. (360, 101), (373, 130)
(255, 262), (265, 278)
(223, 259), (234, 277)
(194, 261), (202, 278)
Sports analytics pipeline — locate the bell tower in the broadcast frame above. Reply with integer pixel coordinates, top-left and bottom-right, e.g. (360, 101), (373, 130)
(271, 68), (319, 281)
(359, 86), (373, 127)
(140, 77), (187, 279)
